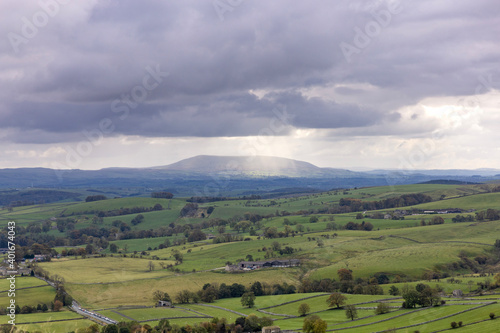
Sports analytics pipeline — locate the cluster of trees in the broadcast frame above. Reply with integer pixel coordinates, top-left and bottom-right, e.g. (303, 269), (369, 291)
(187, 195), (261, 203)
(476, 209), (500, 221)
(401, 283), (441, 308)
(212, 234), (244, 244)
(180, 203), (199, 217)
(451, 214), (475, 223)
(100, 315), (273, 333)
(441, 250), (497, 274)
(339, 193), (433, 212)
(0, 302), (51, 316)
(63, 204), (163, 219)
(343, 221), (374, 231)
(151, 192), (174, 199)
(298, 270), (392, 295)
(172, 281), (296, 305)
(131, 214), (145, 226)
(85, 195), (107, 202)
(420, 216), (444, 226)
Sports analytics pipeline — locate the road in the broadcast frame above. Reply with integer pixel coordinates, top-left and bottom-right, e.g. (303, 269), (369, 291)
(71, 301), (117, 326)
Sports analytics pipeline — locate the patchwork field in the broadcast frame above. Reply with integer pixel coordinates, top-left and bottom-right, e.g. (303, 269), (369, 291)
(3, 183), (500, 332)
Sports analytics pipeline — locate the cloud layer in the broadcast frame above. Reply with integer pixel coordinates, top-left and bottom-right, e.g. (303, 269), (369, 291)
(0, 0), (499, 169)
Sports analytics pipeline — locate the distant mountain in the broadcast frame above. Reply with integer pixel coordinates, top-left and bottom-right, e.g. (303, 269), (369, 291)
(154, 155), (357, 177)
(0, 156), (499, 196)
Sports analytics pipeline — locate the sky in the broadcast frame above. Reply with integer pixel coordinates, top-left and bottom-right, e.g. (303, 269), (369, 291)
(1, 0), (499, 171)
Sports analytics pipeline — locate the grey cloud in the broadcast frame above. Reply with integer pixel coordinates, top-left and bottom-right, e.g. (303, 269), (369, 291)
(1, 0), (499, 144)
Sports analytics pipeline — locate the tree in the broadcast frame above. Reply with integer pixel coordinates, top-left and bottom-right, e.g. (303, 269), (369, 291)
(85, 244), (93, 254)
(345, 305), (358, 321)
(230, 283), (246, 297)
(494, 273), (500, 287)
(309, 216), (319, 223)
(172, 250), (183, 264)
(298, 303), (310, 316)
(337, 268), (353, 281)
(53, 300), (63, 312)
(375, 302), (390, 315)
(303, 315), (320, 333)
(187, 229), (206, 242)
(402, 286), (420, 308)
(326, 292), (347, 309)
(102, 324), (119, 333)
(109, 243), (118, 253)
(175, 290), (194, 304)
(430, 216), (444, 225)
(156, 319), (171, 333)
(237, 220), (251, 233)
(250, 281), (264, 296)
(264, 227), (278, 238)
(153, 290), (171, 303)
(200, 285), (218, 303)
(389, 285), (400, 296)
(241, 292), (256, 308)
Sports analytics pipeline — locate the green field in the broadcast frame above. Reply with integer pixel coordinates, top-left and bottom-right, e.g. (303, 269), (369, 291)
(0, 285), (56, 308)
(3, 183), (500, 332)
(0, 276), (48, 290)
(39, 257), (177, 283)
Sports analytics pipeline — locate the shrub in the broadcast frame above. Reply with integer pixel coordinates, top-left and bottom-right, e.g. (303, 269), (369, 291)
(490, 312), (495, 319)
(458, 321), (463, 327)
(450, 321), (458, 329)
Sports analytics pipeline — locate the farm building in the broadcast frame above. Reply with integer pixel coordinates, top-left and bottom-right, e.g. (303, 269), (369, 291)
(156, 300), (172, 307)
(262, 326), (281, 333)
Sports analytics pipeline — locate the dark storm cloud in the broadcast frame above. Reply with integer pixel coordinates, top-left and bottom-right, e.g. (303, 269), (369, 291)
(1, 0), (498, 143)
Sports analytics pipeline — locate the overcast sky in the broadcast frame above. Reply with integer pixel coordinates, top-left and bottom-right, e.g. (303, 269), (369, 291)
(1, 0), (499, 170)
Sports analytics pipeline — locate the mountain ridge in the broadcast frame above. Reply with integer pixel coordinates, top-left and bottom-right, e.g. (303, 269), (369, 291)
(0, 155), (499, 191)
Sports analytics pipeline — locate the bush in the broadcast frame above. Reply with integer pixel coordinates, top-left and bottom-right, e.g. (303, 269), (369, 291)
(458, 321), (463, 327)
(450, 321), (458, 329)
(490, 312), (495, 319)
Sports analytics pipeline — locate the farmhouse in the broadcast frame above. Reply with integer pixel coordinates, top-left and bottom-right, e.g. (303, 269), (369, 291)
(226, 259), (300, 271)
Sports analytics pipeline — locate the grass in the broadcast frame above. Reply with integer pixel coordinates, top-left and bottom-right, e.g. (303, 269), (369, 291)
(0, 309), (83, 324)
(310, 241), (487, 280)
(66, 269), (299, 308)
(334, 305), (477, 332)
(0, 276), (48, 290)
(15, 319), (95, 333)
(267, 294), (399, 316)
(0, 285), (56, 308)
(39, 257), (177, 283)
